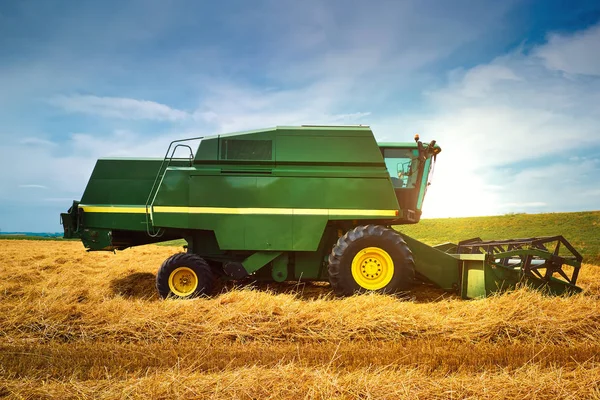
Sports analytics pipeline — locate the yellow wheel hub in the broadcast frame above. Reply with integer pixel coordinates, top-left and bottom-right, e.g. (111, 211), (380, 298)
(168, 267), (198, 297)
(351, 247), (394, 290)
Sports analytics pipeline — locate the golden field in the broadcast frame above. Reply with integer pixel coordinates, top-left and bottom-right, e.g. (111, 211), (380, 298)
(1, 239), (599, 399)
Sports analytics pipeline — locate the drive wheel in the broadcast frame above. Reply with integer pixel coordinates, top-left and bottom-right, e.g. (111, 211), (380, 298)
(156, 253), (215, 299)
(328, 225), (415, 295)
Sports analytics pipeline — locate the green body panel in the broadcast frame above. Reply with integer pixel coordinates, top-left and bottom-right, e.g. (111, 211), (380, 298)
(400, 234), (461, 291)
(271, 254), (289, 282)
(294, 252), (328, 280)
(77, 159), (189, 232)
(80, 228), (113, 251)
(242, 251), (283, 274)
(416, 158), (431, 210)
(81, 159), (187, 205)
(462, 258), (487, 299)
(185, 230), (223, 256)
(152, 170), (397, 251)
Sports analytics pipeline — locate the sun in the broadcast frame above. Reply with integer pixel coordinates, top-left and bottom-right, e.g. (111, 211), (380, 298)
(420, 157), (499, 218)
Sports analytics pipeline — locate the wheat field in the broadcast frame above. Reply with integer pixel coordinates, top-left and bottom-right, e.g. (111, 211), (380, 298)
(1, 239), (599, 399)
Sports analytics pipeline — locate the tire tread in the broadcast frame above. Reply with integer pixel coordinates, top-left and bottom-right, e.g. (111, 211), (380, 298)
(156, 252), (215, 299)
(328, 225), (415, 296)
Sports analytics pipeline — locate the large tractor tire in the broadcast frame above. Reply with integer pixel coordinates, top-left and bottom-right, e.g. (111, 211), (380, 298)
(156, 253), (215, 299)
(328, 225), (415, 295)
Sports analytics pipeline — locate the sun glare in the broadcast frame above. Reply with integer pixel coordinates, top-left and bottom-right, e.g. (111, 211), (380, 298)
(420, 158), (499, 218)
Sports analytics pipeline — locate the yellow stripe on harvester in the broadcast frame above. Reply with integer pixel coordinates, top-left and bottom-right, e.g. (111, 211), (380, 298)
(79, 205), (398, 217)
(154, 206), (398, 217)
(79, 206), (147, 214)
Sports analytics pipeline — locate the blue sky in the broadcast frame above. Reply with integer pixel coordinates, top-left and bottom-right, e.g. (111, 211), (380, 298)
(1, 0), (599, 232)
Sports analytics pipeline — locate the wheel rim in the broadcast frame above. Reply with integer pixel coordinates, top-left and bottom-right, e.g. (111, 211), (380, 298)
(168, 267), (198, 297)
(351, 247), (394, 290)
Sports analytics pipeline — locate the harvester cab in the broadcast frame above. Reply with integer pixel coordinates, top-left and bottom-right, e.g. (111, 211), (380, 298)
(61, 125), (583, 300)
(380, 135), (439, 223)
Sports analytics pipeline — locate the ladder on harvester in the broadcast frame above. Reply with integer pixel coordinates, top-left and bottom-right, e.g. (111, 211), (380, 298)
(145, 136), (204, 237)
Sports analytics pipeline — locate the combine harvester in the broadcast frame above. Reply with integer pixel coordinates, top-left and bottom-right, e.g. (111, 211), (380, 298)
(61, 125), (583, 299)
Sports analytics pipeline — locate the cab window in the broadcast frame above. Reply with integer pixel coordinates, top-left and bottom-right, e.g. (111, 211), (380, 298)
(382, 148), (419, 189)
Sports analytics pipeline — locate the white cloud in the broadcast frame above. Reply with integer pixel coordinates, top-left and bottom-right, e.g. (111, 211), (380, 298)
(455, 65), (522, 98)
(50, 95), (191, 121)
(20, 138), (57, 147)
(186, 80), (374, 134)
(330, 112), (372, 122)
(43, 198), (79, 202)
(65, 129), (204, 159)
(535, 24), (600, 76)
(18, 184), (47, 189)
(500, 202), (547, 208)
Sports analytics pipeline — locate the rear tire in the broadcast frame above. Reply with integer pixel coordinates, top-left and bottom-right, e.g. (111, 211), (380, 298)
(328, 225), (415, 295)
(156, 253), (215, 299)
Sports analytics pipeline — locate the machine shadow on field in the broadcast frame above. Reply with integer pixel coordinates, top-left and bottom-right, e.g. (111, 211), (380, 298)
(109, 272), (455, 302)
(224, 280), (456, 302)
(223, 280), (335, 300)
(109, 272), (159, 300)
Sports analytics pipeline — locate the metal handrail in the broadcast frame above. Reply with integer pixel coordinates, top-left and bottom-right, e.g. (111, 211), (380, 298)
(145, 136), (204, 237)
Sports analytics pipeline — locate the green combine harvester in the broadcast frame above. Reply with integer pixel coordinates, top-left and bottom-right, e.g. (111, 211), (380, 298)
(61, 125), (583, 299)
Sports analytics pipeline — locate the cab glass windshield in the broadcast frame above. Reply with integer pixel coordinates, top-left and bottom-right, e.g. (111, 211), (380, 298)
(382, 148), (419, 189)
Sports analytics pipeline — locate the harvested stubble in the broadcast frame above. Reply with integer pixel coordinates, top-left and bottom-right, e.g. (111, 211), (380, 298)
(1, 240), (599, 399)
